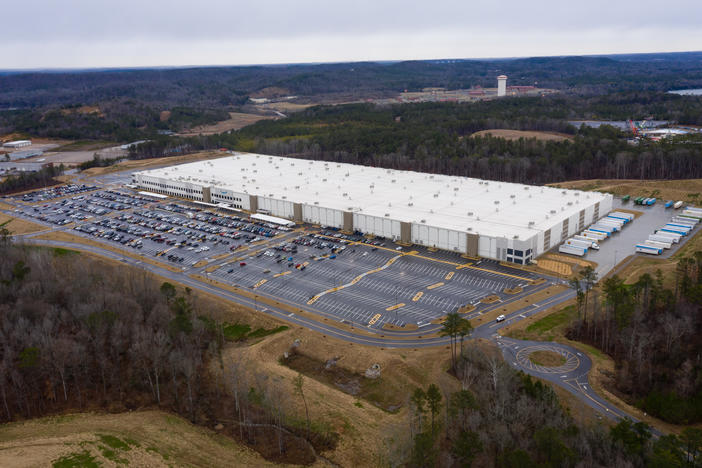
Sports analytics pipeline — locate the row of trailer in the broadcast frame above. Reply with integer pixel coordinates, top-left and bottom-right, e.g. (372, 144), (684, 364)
(636, 206), (701, 255)
(558, 211), (634, 257)
(626, 195), (684, 210)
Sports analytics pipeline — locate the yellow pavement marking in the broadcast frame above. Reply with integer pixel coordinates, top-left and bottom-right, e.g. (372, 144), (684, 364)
(412, 291), (424, 302)
(445, 271), (454, 280)
(455, 263), (474, 269)
(302, 261), (310, 267)
(253, 279), (267, 289)
(274, 271), (291, 278)
(407, 250), (419, 255)
(368, 313), (381, 326)
(427, 282), (444, 290)
(386, 303), (405, 311)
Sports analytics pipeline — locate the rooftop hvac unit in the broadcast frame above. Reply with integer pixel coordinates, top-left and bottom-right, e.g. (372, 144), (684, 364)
(567, 202), (573, 205)
(433, 193), (439, 198)
(494, 200), (500, 204)
(314, 201), (319, 205)
(343, 193), (348, 197)
(575, 192), (580, 196)
(385, 213), (390, 217)
(467, 227), (472, 231)
(524, 186), (529, 190)
(468, 212), (473, 216)
(282, 196), (286, 199)
(392, 179), (396, 183)
(322, 178), (327, 182)
(550, 210), (557, 214)
(529, 221), (535, 227)
(510, 194), (516, 198)
(420, 219), (426, 223)
(562, 191), (567, 195)
(408, 202), (413, 206)
(513, 235), (519, 239)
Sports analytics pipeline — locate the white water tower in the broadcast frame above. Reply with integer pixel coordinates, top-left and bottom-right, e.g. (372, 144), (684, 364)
(497, 75), (507, 97)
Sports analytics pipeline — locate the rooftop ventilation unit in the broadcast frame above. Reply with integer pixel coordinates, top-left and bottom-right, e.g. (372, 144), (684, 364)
(420, 219), (426, 223)
(385, 213), (390, 217)
(550, 210), (557, 214)
(510, 194), (516, 198)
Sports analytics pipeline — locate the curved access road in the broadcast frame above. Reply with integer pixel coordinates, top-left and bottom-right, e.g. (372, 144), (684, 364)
(18, 236), (650, 429)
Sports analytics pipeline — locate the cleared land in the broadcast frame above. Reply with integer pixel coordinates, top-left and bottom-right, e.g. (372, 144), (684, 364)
(0, 212), (48, 235)
(0, 411), (287, 468)
(81, 150), (229, 176)
(550, 178), (702, 204)
(177, 112), (276, 136)
(471, 129), (573, 142)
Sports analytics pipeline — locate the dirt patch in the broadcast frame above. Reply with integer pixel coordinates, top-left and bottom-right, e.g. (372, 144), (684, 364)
(471, 129), (573, 142)
(504, 286), (523, 295)
(282, 352), (402, 412)
(529, 350), (566, 367)
(537, 259), (573, 276)
(177, 113), (276, 136)
(480, 294), (500, 304)
(0, 411), (286, 468)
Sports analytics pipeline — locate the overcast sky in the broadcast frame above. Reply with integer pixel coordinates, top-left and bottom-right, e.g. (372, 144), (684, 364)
(3, 0), (702, 69)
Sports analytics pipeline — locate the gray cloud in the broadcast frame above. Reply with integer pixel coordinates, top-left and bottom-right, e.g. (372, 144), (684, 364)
(2, 0), (701, 68)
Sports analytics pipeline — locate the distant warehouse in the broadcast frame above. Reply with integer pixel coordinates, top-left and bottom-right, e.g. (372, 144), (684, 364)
(3, 140), (32, 149)
(132, 153), (612, 263)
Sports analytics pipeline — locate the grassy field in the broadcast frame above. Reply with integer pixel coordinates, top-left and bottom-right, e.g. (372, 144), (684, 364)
(471, 129), (573, 142)
(0, 212), (49, 235)
(550, 178), (702, 204)
(0, 411), (292, 468)
(177, 112), (276, 136)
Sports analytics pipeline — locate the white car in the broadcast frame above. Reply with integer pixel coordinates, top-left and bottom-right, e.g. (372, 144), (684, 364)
(395, 246), (403, 251)
(496, 315), (506, 323)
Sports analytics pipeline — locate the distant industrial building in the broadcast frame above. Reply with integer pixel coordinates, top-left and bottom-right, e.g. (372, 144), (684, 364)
(7, 150), (43, 161)
(497, 75), (507, 97)
(132, 153), (612, 263)
(3, 140), (32, 149)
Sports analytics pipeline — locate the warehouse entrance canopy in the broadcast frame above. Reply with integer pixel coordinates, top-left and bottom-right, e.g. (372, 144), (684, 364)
(132, 153), (612, 263)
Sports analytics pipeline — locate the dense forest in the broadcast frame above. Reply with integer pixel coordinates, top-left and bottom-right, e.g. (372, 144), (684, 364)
(0, 164), (65, 194)
(130, 97), (702, 184)
(0, 241), (336, 464)
(2, 52), (702, 109)
(567, 254), (702, 427)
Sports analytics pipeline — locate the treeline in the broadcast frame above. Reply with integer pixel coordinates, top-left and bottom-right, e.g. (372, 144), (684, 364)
(0, 164), (64, 194)
(0, 101), (230, 141)
(131, 98), (702, 184)
(567, 254), (702, 425)
(0, 243), (333, 464)
(2, 53), (702, 110)
(403, 344), (702, 467)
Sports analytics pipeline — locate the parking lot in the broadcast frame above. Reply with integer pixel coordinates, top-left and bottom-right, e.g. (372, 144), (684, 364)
(5, 185), (546, 329)
(208, 231), (541, 329)
(13, 184), (98, 203)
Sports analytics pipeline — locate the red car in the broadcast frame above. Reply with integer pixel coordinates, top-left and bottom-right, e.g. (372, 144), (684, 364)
(239, 262), (246, 267)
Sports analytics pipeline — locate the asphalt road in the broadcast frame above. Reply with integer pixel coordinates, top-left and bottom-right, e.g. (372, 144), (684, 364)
(13, 233), (647, 429)
(3, 177), (676, 431)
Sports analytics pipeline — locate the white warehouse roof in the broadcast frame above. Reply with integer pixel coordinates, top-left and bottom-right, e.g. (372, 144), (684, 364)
(137, 153), (609, 241)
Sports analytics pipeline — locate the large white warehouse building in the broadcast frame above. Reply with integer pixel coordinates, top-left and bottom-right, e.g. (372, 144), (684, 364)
(132, 153), (612, 264)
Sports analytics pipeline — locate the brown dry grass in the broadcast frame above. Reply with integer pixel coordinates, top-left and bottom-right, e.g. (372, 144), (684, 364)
(549, 179), (702, 204)
(176, 112), (276, 136)
(0, 213), (48, 235)
(221, 327), (461, 466)
(537, 259), (573, 276)
(471, 129), (573, 142)
(473, 285), (567, 327)
(0, 411), (292, 468)
(529, 350), (566, 367)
